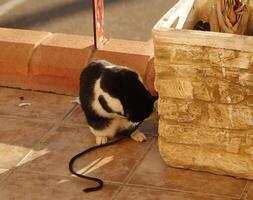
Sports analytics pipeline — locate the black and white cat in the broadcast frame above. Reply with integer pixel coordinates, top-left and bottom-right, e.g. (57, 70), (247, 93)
(80, 60), (157, 145)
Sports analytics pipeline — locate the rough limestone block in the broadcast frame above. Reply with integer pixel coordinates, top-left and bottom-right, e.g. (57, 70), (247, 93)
(192, 82), (215, 102)
(156, 79), (193, 99)
(218, 81), (247, 104)
(158, 98), (202, 123)
(158, 138), (253, 179)
(207, 104), (253, 130)
(239, 73), (253, 87)
(153, 0), (253, 180)
(159, 120), (246, 152)
(208, 49), (251, 69)
(248, 96), (253, 107)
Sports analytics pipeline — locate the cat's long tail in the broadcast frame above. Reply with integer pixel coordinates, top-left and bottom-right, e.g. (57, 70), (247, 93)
(68, 121), (143, 193)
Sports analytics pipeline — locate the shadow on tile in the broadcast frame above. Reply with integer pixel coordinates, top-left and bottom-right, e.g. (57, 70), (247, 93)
(129, 143), (247, 199)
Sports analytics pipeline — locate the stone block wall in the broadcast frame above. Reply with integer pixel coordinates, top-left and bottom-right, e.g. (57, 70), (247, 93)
(154, 33), (253, 179)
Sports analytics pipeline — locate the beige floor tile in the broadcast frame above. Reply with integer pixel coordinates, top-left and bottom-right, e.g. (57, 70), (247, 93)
(0, 170), (118, 200)
(18, 125), (153, 183)
(129, 143), (247, 199)
(0, 87), (74, 120)
(0, 117), (52, 168)
(115, 187), (230, 200)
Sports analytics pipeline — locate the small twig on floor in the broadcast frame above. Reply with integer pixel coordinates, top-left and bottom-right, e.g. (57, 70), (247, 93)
(18, 102), (31, 107)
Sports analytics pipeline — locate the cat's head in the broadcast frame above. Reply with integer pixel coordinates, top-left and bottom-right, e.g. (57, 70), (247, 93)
(101, 64), (158, 122)
(124, 95), (158, 122)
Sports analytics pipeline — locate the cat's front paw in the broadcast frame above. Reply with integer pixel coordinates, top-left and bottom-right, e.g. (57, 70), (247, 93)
(96, 136), (108, 145)
(131, 131), (147, 142)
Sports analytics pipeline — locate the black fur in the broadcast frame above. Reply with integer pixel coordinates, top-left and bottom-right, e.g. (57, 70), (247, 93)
(79, 60), (157, 130)
(80, 62), (111, 130)
(100, 66), (157, 122)
(98, 95), (113, 113)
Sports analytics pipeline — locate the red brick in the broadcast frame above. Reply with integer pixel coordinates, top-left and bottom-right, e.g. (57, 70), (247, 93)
(94, 39), (153, 78)
(29, 33), (94, 95)
(0, 28), (156, 96)
(0, 28), (50, 87)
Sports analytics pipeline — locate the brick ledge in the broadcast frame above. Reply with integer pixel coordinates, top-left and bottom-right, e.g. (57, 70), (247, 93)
(0, 28), (156, 96)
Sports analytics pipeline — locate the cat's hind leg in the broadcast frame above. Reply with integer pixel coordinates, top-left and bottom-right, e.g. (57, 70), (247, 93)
(89, 128), (111, 145)
(89, 119), (119, 145)
(96, 136), (108, 145)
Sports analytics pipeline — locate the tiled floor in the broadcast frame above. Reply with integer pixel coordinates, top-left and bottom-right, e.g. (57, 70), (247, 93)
(0, 87), (252, 200)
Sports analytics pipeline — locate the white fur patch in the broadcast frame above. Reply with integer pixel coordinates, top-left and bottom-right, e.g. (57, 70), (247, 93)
(92, 78), (124, 118)
(105, 65), (116, 69)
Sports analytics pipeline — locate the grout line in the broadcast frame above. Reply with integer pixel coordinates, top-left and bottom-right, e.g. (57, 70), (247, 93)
(0, 167), (238, 200)
(26, 32), (53, 75)
(124, 138), (156, 184)
(61, 104), (77, 122)
(0, 168), (15, 190)
(87, 38), (110, 63)
(15, 104), (77, 168)
(240, 181), (251, 200)
(111, 137), (240, 200)
(15, 104), (77, 167)
(111, 138), (156, 200)
(111, 185), (124, 200)
(16, 122), (56, 167)
(0, 113), (89, 129)
(0, 114), (56, 123)
(123, 183), (237, 200)
(0, 85), (76, 97)
(15, 169), (123, 186)
(0, 99), (77, 124)
(15, 124), (60, 167)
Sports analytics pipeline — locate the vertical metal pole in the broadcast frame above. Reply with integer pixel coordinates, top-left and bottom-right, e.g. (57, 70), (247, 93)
(92, 0), (105, 49)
